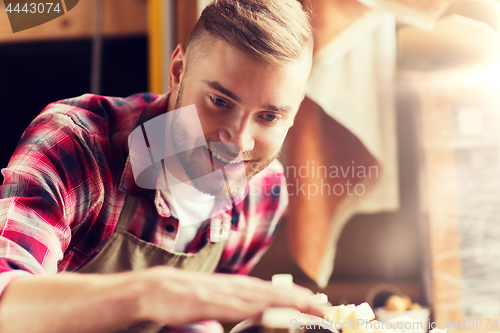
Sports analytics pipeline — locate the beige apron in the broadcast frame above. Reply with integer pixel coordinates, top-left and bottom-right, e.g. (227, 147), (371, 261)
(77, 195), (227, 333)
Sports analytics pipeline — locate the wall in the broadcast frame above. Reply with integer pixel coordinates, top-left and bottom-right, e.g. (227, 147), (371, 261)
(0, 0), (149, 180)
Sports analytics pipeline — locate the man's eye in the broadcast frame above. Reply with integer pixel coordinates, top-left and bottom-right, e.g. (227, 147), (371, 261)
(210, 96), (228, 107)
(261, 114), (280, 122)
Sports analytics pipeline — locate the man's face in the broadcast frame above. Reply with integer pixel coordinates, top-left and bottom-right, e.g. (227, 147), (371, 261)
(167, 37), (311, 198)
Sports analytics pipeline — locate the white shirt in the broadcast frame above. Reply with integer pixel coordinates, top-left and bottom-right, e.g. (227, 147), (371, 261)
(159, 168), (216, 253)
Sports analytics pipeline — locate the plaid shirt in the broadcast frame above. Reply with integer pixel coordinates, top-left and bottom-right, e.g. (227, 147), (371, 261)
(0, 93), (288, 332)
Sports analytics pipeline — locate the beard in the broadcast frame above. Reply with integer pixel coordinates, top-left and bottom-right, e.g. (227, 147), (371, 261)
(167, 82), (278, 198)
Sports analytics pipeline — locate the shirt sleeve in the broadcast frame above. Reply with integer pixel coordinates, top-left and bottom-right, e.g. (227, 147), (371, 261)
(0, 107), (104, 296)
(0, 258), (33, 297)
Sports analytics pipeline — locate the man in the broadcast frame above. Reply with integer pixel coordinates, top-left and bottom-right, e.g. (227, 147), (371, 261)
(0, 0), (322, 332)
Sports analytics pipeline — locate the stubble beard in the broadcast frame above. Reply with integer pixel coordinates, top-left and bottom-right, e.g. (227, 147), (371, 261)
(169, 82), (278, 198)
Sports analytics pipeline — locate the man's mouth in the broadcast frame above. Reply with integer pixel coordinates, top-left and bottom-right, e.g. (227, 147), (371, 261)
(210, 150), (241, 165)
(206, 147), (252, 176)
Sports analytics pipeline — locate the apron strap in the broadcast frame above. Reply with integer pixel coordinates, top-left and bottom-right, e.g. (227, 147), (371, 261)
(116, 195), (140, 232)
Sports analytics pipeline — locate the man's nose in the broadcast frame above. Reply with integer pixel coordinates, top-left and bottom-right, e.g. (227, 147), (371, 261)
(218, 123), (255, 153)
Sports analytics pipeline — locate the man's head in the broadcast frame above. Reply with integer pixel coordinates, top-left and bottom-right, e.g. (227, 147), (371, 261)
(167, 0), (313, 198)
(185, 0), (313, 70)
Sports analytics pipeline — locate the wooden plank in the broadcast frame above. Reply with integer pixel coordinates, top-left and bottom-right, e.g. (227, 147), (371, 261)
(301, 280), (423, 307)
(420, 90), (463, 326)
(148, 0), (163, 94)
(175, 0), (197, 46)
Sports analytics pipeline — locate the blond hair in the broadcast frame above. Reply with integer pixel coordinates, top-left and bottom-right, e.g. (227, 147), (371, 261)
(185, 0), (313, 66)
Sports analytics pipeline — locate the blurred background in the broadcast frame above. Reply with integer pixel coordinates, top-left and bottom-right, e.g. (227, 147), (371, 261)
(1, 0), (500, 331)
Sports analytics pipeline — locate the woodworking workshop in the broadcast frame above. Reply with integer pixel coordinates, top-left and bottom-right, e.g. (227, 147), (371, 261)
(0, 0), (499, 332)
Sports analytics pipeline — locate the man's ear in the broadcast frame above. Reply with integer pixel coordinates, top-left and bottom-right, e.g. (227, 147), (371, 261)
(167, 44), (186, 93)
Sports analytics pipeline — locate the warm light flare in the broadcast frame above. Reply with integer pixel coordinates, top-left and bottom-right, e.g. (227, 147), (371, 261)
(467, 60), (500, 88)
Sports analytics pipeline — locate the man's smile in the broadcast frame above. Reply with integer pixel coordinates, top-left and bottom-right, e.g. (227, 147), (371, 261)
(205, 146), (249, 176)
(209, 148), (240, 165)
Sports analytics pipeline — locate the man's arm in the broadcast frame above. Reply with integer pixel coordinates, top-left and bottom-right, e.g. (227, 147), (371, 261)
(0, 266), (327, 333)
(0, 270), (141, 333)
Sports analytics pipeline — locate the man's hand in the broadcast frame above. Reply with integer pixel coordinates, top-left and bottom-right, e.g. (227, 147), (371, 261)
(135, 267), (328, 325)
(0, 267), (329, 333)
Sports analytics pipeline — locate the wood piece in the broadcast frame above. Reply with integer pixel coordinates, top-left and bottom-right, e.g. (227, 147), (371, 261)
(175, 0), (197, 47)
(0, 0), (147, 43)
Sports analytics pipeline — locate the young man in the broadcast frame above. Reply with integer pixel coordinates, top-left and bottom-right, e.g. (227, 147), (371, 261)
(0, 0), (321, 332)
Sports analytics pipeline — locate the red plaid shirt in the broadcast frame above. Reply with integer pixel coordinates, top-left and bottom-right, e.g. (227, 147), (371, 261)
(0, 93), (288, 332)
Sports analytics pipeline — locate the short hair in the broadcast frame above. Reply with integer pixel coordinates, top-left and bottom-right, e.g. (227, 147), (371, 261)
(185, 0), (313, 66)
